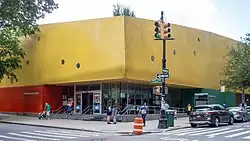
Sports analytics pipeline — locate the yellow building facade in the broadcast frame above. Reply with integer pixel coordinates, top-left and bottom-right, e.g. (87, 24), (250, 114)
(0, 16), (236, 89)
(0, 16), (244, 114)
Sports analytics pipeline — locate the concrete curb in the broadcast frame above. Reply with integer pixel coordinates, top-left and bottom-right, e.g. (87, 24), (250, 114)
(0, 120), (190, 134)
(0, 121), (103, 133)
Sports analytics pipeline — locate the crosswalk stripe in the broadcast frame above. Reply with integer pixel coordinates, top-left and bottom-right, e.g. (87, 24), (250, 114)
(45, 130), (91, 135)
(225, 130), (250, 138)
(21, 132), (76, 139)
(207, 128), (244, 137)
(164, 128), (204, 135)
(46, 130), (92, 135)
(0, 135), (36, 141)
(34, 131), (89, 137)
(243, 136), (250, 139)
(176, 128), (216, 136)
(8, 133), (60, 141)
(190, 128), (231, 136)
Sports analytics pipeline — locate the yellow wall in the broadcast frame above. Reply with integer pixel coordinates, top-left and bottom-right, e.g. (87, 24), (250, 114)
(0, 17), (126, 87)
(0, 16), (239, 91)
(124, 16), (237, 90)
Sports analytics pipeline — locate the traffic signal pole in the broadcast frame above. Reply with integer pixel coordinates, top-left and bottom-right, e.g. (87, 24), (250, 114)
(156, 11), (174, 129)
(161, 39), (166, 108)
(160, 11), (166, 110)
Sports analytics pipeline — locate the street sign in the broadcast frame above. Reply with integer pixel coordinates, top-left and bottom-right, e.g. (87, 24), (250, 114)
(151, 78), (162, 83)
(157, 74), (169, 79)
(153, 86), (168, 95)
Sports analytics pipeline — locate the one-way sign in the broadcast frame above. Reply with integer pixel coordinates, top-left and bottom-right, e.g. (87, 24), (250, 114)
(157, 74), (169, 79)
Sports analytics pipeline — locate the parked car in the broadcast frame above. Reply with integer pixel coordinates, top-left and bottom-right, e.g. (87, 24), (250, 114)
(246, 106), (250, 112)
(189, 104), (234, 127)
(228, 106), (250, 122)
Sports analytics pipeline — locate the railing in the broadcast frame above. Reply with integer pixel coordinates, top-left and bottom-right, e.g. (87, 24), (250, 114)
(82, 106), (93, 115)
(52, 104), (187, 116)
(169, 107), (186, 113)
(118, 105), (186, 115)
(119, 105), (132, 116)
(52, 105), (65, 114)
(82, 106), (90, 114)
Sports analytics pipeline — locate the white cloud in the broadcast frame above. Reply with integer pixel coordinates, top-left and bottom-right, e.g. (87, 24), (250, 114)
(39, 0), (219, 36)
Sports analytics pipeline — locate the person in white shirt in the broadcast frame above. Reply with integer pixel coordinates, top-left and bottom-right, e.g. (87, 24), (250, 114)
(139, 103), (147, 127)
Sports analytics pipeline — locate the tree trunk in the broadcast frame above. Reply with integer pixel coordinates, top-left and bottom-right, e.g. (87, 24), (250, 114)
(242, 89), (245, 104)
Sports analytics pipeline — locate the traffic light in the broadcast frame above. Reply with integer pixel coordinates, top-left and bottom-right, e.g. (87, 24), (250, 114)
(153, 86), (161, 95)
(163, 23), (171, 39)
(154, 21), (162, 39)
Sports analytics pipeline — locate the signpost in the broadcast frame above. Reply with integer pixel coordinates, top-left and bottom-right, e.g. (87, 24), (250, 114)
(151, 78), (163, 84)
(153, 11), (175, 129)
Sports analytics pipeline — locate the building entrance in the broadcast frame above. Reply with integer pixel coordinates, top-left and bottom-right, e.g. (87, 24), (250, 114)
(74, 90), (101, 114)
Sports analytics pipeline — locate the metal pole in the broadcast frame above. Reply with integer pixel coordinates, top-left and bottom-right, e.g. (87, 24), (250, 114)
(161, 39), (166, 109)
(158, 11), (169, 129)
(161, 11), (166, 109)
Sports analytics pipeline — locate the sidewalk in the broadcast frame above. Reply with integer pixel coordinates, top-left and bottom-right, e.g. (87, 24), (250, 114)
(0, 114), (190, 134)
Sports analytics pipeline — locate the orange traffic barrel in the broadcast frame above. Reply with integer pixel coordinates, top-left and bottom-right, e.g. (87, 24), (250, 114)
(133, 117), (143, 135)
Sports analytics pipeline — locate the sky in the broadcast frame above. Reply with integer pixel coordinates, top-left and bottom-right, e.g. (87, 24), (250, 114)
(38, 0), (250, 41)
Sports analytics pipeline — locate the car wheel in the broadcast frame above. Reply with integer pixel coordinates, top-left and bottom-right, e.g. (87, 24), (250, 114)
(214, 117), (219, 127)
(191, 124), (197, 128)
(229, 116), (234, 125)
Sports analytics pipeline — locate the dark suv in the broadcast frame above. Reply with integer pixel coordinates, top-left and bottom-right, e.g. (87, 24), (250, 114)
(189, 104), (234, 127)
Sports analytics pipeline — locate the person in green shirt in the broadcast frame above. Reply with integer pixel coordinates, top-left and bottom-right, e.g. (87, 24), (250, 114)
(45, 103), (51, 120)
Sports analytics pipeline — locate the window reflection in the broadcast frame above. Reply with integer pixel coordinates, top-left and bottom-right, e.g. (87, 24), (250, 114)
(102, 82), (156, 113)
(128, 84), (135, 105)
(102, 83), (110, 113)
(135, 84), (142, 105)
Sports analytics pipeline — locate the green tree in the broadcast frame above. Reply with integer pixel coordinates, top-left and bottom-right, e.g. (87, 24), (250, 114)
(0, 0), (58, 83)
(113, 4), (136, 17)
(221, 33), (250, 103)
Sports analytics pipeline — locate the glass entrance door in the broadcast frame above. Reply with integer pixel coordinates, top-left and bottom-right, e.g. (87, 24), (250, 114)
(75, 90), (102, 114)
(93, 92), (101, 114)
(75, 93), (82, 114)
(82, 92), (93, 114)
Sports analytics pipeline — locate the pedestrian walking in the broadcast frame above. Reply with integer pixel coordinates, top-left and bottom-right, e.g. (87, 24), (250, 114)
(66, 100), (72, 117)
(186, 104), (192, 116)
(139, 103), (147, 127)
(112, 105), (118, 124)
(106, 105), (112, 124)
(44, 103), (51, 120)
(174, 108), (177, 120)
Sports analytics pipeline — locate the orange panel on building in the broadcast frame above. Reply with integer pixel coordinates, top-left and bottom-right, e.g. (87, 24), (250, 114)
(0, 85), (63, 113)
(43, 85), (63, 112)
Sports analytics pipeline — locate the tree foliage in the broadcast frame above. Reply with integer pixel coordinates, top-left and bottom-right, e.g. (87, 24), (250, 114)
(0, 0), (58, 83)
(113, 4), (135, 17)
(221, 33), (250, 93)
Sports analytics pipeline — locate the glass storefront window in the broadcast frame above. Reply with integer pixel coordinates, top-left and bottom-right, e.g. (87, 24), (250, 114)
(76, 84), (100, 91)
(128, 84), (135, 105)
(102, 83), (110, 113)
(111, 83), (121, 108)
(101, 82), (164, 114)
(121, 83), (128, 110)
(135, 84), (142, 106)
(142, 85), (150, 105)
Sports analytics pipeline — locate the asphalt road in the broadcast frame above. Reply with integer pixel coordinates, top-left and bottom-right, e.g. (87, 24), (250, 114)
(140, 122), (250, 141)
(0, 123), (116, 141)
(2, 122), (250, 141)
